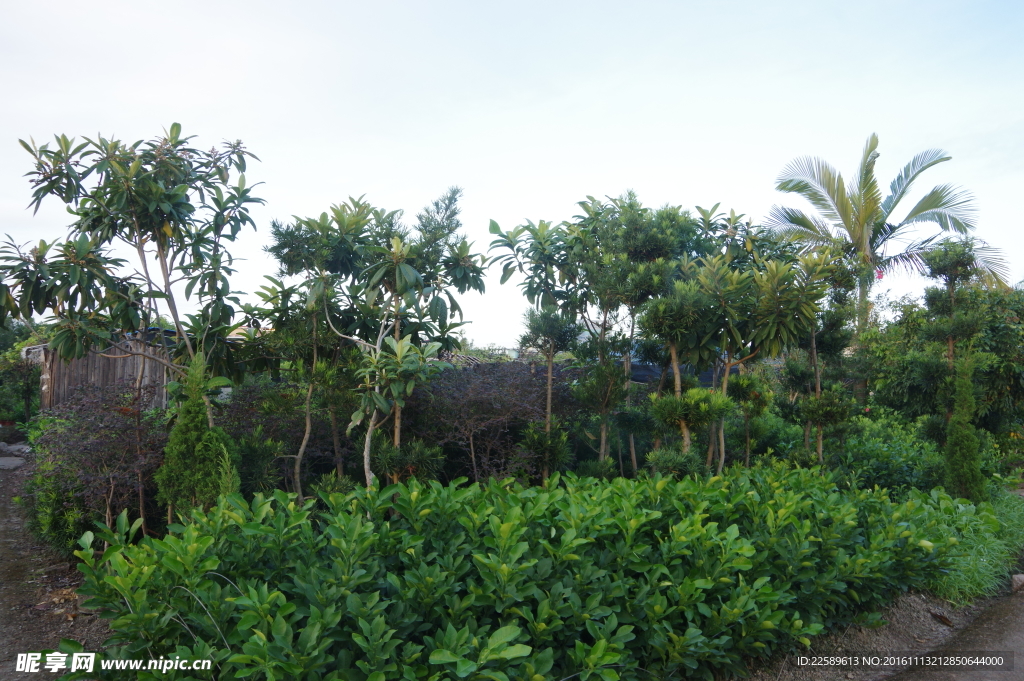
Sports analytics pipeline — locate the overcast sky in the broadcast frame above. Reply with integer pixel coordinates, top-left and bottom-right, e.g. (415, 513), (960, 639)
(2, 0), (1021, 346)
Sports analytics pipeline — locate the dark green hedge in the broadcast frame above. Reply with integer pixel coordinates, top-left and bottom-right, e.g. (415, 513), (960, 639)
(69, 464), (957, 680)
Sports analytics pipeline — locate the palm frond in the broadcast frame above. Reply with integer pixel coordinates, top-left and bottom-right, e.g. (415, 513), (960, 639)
(900, 184), (977, 233)
(764, 205), (835, 238)
(869, 220), (924, 252)
(775, 156), (853, 229)
(970, 242), (1010, 289)
(851, 136), (882, 250)
(876, 234), (942, 276)
(881, 148), (951, 220)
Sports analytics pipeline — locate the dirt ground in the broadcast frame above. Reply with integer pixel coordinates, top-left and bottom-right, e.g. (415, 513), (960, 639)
(0, 457), (1017, 680)
(747, 591), (997, 681)
(1, 457), (109, 679)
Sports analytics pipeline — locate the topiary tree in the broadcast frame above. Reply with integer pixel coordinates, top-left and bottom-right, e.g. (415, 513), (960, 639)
(945, 358), (987, 501)
(154, 355), (237, 520)
(727, 374), (771, 466)
(650, 388), (733, 458)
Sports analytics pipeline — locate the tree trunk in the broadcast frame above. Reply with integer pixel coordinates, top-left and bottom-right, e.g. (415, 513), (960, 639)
(628, 434), (638, 476)
(744, 414), (751, 467)
(329, 405), (344, 477)
(669, 343), (682, 397)
(469, 431), (479, 482)
(816, 424), (824, 464)
(598, 419), (608, 461)
(811, 326), (821, 397)
(546, 343), (554, 434)
(362, 409), (378, 488)
(706, 424), (716, 469)
(680, 421), (691, 454)
(716, 418), (727, 475)
(804, 421), (812, 451)
(394, 402), (402, 449)
(294, 380), (314, 502)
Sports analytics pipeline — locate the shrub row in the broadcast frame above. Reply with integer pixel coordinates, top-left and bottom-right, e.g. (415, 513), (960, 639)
(71, 464), (959, 681)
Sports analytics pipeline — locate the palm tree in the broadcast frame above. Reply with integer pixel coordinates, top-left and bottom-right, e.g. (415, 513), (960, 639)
(768, 134), (1006, 335)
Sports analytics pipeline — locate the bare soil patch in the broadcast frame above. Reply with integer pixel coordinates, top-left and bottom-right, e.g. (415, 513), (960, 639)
(0, 456), (108, 678)
(747, 588), (1011, 681)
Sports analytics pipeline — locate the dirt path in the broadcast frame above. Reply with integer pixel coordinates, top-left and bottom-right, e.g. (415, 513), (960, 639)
(884, 590), (1024, 680)
(0, 457), (108, 679)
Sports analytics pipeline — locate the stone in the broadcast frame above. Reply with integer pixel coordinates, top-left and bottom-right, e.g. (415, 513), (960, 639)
(0, 456), (25, 470)
(1012, 574), (1024, 592)
(6, 443), (31, 455)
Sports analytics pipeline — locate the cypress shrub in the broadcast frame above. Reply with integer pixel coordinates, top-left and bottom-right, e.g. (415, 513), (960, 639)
(944, 362), (987, 502)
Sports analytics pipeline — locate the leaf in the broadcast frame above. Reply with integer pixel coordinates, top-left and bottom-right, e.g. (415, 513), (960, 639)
(429, 649), (461, 664)
(498, 643), (532, 660)
(487, 625), (521, 647)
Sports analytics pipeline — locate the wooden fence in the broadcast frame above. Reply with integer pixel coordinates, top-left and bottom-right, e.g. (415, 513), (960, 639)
(29, 341), (172, 411)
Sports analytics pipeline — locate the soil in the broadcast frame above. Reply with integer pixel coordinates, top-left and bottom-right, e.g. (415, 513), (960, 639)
(747, 591), (998, 681)
(1, 456), (109, 679)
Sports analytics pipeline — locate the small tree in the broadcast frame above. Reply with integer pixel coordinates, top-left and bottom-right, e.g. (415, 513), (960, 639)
(154, 355), (235, 520)
(727, 374), (770, 466)
(944, 357), (987, 501)
(519, 308), (579, 437)
(650, 388), (733, 456)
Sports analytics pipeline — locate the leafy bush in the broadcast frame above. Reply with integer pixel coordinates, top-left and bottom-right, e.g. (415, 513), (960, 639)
(645, 447), (707, 477)
(828, 417), (945, 497)
(923, 486), (1024, 604)
(75, 464), (956, 680)
(20, 385), (166, 555)
(155, 360), (238, 516)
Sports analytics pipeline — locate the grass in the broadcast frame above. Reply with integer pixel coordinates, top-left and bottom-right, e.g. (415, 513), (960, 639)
(929, 486), (1024, 605)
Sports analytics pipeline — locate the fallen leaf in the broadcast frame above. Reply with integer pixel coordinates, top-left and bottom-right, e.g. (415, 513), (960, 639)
(929, 610), (953, 627)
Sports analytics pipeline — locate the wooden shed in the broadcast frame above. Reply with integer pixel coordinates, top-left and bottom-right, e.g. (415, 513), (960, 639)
(24, 340), (172, 411)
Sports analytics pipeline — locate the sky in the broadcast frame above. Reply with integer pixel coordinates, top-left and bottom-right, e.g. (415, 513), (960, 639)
(1, 0), (1021, 346)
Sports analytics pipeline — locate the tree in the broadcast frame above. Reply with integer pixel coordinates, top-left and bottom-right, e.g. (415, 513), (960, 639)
(650, 388), (733, 456)
(638, 280), (713, 396)
(154, 355), (236, 520)
(768, 134), (1005, 336)
(727, 374), (770, 466)
(945, 358), (987, 502)
(261, 192), (486, 489)
(519, 308), (579, 476)
(7, 124), (263, 378)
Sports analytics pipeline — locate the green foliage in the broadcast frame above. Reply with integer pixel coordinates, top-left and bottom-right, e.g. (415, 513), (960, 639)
(829, 417), (946, 497)
(650, 388), (734, 453)
(75, 464), (959, 680)
(520, 421), (573, 476)
(372, 436), (445, 485)
(156, 356), (239, 513)
(234, 427), (285, 499)
(645, 447), (707, 477)
(920, 487), (1024, 604)
(573, 457), (617, 480)
(945, 361), (987, 502)
(519, 308), (579, 357)
(6, 125), (263, 370)
(18, 460), (90, 559)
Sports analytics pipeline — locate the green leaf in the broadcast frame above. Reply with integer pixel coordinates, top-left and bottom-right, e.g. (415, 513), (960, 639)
(429, 649), (461, 664)
(498, 643), (532, 660)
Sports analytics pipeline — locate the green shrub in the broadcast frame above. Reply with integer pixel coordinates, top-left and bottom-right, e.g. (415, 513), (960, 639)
(76, 464), (957, 680)
(923, 486), (1024, 604)
(573, 457), (617, 480)
(828, 417), (945, 497)
(645, 447), (707, 477)
(155, 358), (239, 516)
(18, 460), (90, 559)
(19, 387), (167, 554)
